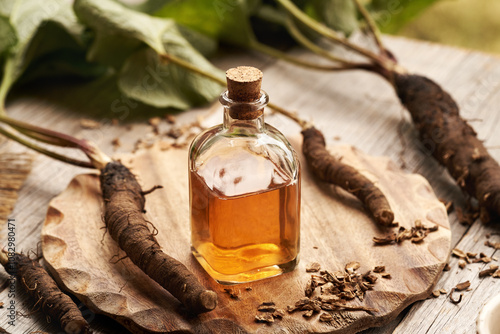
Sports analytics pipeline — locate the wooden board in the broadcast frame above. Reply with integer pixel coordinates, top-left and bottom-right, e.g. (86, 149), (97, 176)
(41, 141), (450, 334)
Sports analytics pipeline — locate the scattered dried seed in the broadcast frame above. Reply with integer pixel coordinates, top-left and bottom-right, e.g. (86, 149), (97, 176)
(255, 313), (274, 323)
(432, 290), (440, 298)
(479, 264), (499, 278)
(373, 266), (385, 273)
(165, 114), (176, 124)
(245, 287), (252, 291)
(449, 288), (463, 304)
(458, 260), (467, 269)
(306, 262), (321, 272)
(466, 252), (477, 258)
(303, 310), (314, 318)
(492, 270), (500, 278)
(443, 263), (451, 271)
(79, 118), (101, 129)
(224, 288), (240, 299)
(345, 261), (360, 273)
(319, 312), (333, 322)
(455, 281), (470, 291)
(485, 240), (500, 250)
(258, 304), (276, 313)
(373, 234), (396, 245)
(273, 309), (285, 318)
(439, 289), (447, 294)
(381, 273), (392, 279)
(452, 248), (467, 259)
(111, 138), (121, 149)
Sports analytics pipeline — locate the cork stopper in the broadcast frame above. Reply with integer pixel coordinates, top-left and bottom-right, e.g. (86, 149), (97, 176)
(226, 66), (263, 102)
(225, 66), (265, 120)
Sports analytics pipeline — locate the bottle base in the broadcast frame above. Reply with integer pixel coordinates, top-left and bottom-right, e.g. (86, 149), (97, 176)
(191, 247), (299, 285)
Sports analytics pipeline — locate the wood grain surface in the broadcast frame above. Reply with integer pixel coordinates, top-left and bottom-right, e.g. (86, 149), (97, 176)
(41, 141), (450, 334)
(1, 37), (500, 333)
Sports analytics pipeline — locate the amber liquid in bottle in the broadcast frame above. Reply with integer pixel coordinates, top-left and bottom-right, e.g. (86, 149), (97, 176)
(189, 66), (300, 284)
(190, 150), (300, 283)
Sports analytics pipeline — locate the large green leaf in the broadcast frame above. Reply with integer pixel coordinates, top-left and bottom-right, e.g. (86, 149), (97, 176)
(303, 0), (359, 36)
(0, 15), (16, 58)
(369, 0), (440, 34)
(74, 0), (224, 110)
(154, 0), (258, 47)
(0, 0), (89, 105)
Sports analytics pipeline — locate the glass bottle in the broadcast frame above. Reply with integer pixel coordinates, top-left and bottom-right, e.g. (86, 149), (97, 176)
(189, 66), (301, 284)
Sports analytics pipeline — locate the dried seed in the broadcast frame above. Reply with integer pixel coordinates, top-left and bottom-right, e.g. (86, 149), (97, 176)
(449, 288), (463, 304)
(79, 118), (101, 129)
(373, 234), (396, 245)
(431, 290), (440, 298)
(319, 312), (333, 322)
(295, 297), (310, 307)
(458, 260), (467, 269)
(485, 240), (500, 250)
(439, 289), (447, 294)
(303, 310), (314, 318)
(255, 313), (274, 323)
(479, 264), (499, 278)
(443, 263), (451, 271)
(345, 261), (360, 273)
(455, 281), (470, 291)
(273, 309), (285, 318)
(258, 304), (276, 313)
(245, 287), (252, 291)
(452, 248), (467, 259)
(373, 266), (385, 273)
(381, 273), (392, 279)
(466, 252), (477, 258)
(305, 279), (316, 297)
(224, 288), (240, 299)
(165, 114), (176, 124)
(492, 270), (500, 278)
(306, 262), (321, 272)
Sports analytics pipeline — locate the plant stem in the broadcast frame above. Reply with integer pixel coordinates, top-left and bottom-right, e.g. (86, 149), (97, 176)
(0, 125), (94, 168)
(268, 101), (309, 129)
(285, 16), (365, 67)
(352, 0), (385, 55)
(275, 0), (386, 68)
(0, 58), (16, 115)
(160, 52), (310, 128)
(249, 41), (357, 71)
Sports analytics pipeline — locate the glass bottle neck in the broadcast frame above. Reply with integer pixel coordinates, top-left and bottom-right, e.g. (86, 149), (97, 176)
(222, 108), (265, 132)
(219, 89), (269, 133)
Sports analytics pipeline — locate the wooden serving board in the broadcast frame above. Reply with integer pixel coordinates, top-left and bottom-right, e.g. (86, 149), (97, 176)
(41, 142), (451, 334)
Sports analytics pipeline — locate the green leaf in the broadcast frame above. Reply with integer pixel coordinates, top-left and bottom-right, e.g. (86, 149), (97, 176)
(369, 0), (440, 34)
(0, 0), (86, 106)
(154, 0), (258, 47)
(0, 15), (16, 58)
(304, 0), (359, 36)
(74, 0), (224, 110)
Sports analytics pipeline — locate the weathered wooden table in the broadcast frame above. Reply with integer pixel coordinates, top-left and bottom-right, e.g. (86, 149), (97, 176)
(1, 36), (500, 333)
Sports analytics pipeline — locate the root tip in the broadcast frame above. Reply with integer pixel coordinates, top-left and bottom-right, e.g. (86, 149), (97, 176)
(375, 210), (395, 226)
(199, 290), (218, 312)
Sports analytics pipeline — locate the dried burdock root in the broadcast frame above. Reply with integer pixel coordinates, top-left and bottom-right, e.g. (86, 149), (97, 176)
(301, 126), (394, 226)
(394, 73), (500, 223)
(0, 251), (91, 334)
(100, 161), (217, 313)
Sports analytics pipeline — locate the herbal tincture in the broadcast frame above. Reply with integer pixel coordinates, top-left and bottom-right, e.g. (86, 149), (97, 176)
(189, 66), (301, 284)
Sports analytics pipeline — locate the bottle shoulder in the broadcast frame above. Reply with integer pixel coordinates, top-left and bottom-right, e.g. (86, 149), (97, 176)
(189, 123), (300, 197)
